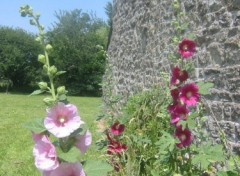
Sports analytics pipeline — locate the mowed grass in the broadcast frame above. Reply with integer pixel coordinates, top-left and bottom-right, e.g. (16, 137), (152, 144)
(0, 93), (102, 176)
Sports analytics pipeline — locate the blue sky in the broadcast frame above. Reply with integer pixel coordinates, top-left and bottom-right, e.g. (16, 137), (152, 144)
(0, 0), (110, 33)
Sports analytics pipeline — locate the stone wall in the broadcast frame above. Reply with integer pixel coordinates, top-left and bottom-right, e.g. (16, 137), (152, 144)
(105, 0), (240, 151)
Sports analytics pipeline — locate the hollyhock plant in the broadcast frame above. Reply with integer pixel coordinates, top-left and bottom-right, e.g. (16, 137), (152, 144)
(107, 141), (127, 155)
(33, 135), (59, 171)
(179, 83), (200, 107)
(178, 39), (196, 59)
(110, 122), (125, 136)
(170, 66), (188, 86)
(44, 102), (85, 138)
(75, 130), (92, 155)
(170, 105), (189, 125)
(42, 162), (85, 176)
(175, 126), (193, 148)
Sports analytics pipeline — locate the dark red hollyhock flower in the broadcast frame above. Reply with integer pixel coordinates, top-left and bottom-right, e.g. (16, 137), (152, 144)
(111, 122), (125, 136)
(170, 105), (189, 125)
(170, 66), (188, 86)
(179, 83), (200, 107)
(171, 88), (180, 103)
(175, 126), (193, 148)
(178, 39), (196, 59)
(107, 141), (127, 155)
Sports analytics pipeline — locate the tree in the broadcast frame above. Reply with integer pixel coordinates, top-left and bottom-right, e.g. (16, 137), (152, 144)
(47, 9), (108, 96)
(105, 1), (113, 49)
(0, 27), (42, 92)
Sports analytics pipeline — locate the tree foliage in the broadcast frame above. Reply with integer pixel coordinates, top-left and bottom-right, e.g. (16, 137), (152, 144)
(47, 9), (108, 96)
(0, 26), (42, 92)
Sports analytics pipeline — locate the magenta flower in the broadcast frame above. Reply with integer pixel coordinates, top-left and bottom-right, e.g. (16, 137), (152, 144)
(33, 135), (59, 171)
(42, 162), (85, 176)
(44, 102), (85, 138)
(175, 126), (193, 148)
(178, 39), (196, 59)
(110, 122), (125, 136)
(170, 66), (188, 86)
(107, 141), (127, 155)
(75, 130), (92, 155)
(170, 105), (189, 125)
(170, 88), (180, 103)
(179, 83), (200, 107)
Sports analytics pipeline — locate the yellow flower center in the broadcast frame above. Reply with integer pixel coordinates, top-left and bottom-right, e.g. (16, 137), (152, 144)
(180, 134), (186, 141)
(59, 116), (66, 123)
(186, 92), (192, 98)
(183, 44), (188, 51)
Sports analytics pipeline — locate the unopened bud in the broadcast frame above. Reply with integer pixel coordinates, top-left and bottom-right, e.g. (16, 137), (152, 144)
(43, 97), (55, 106)
(35, 37), (41, 42)
(57, 86), (66, 95)
(38, 82), (48, 90)
(46, 44), (53, 52)
(49, 65), (57, 75)
(38, 54), (46, 64)
(43, 65), (48, 72)
(30, 19), (36, 25)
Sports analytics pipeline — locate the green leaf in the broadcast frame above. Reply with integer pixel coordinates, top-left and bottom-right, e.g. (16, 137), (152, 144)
(57, 146), (81, 163)
(56, 71), (66, 76)
(29, 89), (45, 96)
(192, 143), (225, 170)
(155, 132), (177, 153)
(217, 171), (239, 176)
(197, 82), (214, 95)
(84, 160), (113, 176)
(23, 118), (46, 133)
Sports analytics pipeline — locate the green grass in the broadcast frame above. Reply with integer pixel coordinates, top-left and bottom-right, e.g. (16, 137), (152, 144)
(0, 93), (102, 176)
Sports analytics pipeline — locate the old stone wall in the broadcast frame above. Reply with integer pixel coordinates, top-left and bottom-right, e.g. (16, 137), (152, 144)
(105, 0), (240, 151)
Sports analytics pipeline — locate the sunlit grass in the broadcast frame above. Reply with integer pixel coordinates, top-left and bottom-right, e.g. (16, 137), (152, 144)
(0, 93), (102, 175)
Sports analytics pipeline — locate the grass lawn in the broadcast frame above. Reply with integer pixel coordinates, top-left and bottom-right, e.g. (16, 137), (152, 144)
(0, 93), (102, 176)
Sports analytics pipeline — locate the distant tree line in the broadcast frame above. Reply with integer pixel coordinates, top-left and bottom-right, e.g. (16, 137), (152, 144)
(0, 3), (113, 96)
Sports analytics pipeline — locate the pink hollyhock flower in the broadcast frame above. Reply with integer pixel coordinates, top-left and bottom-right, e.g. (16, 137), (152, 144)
(178, 39), (196, 58)
(170, 66), (188, 86)
(107, 141), (127, 155)
(75, 130), (92, 155)
(44, 102), (85, 138)
(179, 83), (200, 107)
(170, 88), (180, 103)
(42, 162), (85, 176)
(175, 126), (193, 148)
(33, 135), (59, 171)
(32, 133), (44, 143)
(170, 105), (189, 125)
(110, 122), (125, 136)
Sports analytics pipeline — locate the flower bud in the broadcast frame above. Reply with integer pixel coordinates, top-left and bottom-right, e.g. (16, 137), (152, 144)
(46, 44), (53, 52)
(30, 19), (36, 25)
(57, 86), (66, 95)
(35, 37), (41, 42)
(38, 54), (46, 64)
(43, 97), (55, 106)
(43, 65), (48, 72)
(49, 66), (57, 76)
(38, 82), (48, 90)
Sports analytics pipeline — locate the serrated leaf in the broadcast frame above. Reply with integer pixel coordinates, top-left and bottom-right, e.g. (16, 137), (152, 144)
(197, 82), (214, 95)
(23, 118), (46, 133)
(56, 71), (66, 76)
(29, 89), (45, 96)
(192, 143), (225, 170)
(155, 132), (177, 153)
(57, 146), (81, 163)
(84, 160), (113, 176)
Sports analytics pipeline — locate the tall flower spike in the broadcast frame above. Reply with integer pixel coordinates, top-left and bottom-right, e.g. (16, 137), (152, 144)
(178, 39), (196, 59)
(44, 102), (85, 138)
